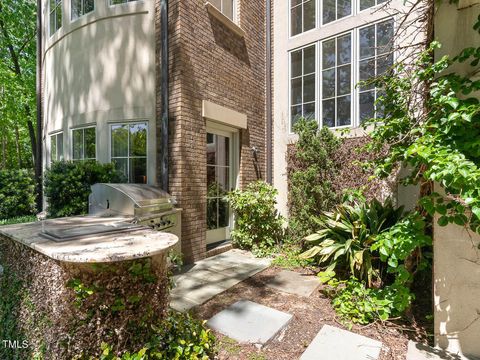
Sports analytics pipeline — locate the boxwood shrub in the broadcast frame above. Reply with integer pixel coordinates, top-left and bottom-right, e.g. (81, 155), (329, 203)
(44, 161), (124, 218)
(0, 169), (36, 220)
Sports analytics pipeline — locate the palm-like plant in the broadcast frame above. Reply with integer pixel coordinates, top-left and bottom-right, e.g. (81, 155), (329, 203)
(301, 198), (404, 287)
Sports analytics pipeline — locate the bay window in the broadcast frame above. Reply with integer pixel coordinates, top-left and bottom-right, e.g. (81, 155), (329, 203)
(290, 44), (316, 132)
(72, 127), (96, 161)
(111, 122), (147, 184)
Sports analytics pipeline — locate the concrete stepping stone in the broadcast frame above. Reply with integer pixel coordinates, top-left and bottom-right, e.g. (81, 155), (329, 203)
(206, 300), (293, 347)
(265, 269), (320, 297)
(170, 250), (271, 312)
(407, 341), (475, 360)
(300, 325), (382, 360)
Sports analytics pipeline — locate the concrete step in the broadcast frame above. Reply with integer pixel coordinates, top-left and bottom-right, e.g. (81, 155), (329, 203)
(407, 341), (478, 360)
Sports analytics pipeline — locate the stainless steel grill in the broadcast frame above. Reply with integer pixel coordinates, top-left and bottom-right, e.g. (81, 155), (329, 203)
(89, 183), (182, 251)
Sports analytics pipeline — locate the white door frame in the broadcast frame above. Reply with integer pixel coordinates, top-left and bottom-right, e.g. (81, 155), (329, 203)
(206, 121), (240, 245)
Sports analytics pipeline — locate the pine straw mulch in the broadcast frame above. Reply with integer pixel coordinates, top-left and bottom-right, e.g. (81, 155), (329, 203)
(193, 266), (432, 360)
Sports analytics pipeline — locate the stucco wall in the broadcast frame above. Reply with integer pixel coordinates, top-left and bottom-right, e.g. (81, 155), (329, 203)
(434, 2), (480, 357)
(42, 0), (157, 183)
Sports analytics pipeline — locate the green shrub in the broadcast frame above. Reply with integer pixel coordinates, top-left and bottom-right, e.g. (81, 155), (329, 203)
(226, 181), (284, 255)
(325, 277), (414, 326)
(44, 161), (124, 218)
(98, 310), (216, 360)
(287, 119), (341, 240)
(0, 215), (37, 226)
(0, 169), (36, 219)
(301, 198), (405, 286)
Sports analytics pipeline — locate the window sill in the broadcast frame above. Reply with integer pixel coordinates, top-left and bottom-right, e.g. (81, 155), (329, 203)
(205, 2), (245, 38)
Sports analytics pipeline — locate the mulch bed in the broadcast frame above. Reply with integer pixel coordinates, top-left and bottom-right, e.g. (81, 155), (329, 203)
(193, 267), (431, 360)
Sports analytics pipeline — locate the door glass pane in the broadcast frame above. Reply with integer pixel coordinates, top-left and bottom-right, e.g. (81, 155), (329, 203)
(322, 99), (335, 128)
(322, 0), (335, 24)
(337, 0), (351, 19)
(113, 158), (128, 179)
(112, 125), (128, 157)
(207, 198), (218, 230)
(216, 166), (230, 196)
(85, 127), (96, 159)
(303, 0), (316, 32)
(207, 165), (216, 194)
(337, 95), (351, 126)
(218, 199), (230, 228)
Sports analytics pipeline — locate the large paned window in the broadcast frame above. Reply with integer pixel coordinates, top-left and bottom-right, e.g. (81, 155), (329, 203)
(209, 0), (235, 21)
(359, 0), (386, 12)
(291, 0), (316, 37)
(322, 0), (351, 25)
(358, 19), (394, 122)
(290, 44), (316, 132)
(111, 123), (147, 184)
(50, 132), (63, 163)
(71, 0), (94, 20)
(321, 33), (352, 128)
(72, 127), (96, 161)
(49, 0), (62, 36)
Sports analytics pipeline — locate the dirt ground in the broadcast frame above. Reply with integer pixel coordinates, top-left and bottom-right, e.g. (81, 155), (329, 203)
(193, 267), (431, 360)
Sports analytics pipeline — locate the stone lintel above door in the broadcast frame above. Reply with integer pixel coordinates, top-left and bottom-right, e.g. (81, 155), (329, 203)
(202, 100), (247, 129)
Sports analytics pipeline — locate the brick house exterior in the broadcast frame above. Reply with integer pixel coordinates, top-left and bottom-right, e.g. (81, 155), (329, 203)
(158, 1), (267, 263)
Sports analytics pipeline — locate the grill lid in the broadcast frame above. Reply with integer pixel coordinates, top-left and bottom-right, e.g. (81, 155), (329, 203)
(89, 183), (175, 217)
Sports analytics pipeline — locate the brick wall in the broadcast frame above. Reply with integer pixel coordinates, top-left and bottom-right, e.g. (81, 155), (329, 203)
(156, 0), (267, 263)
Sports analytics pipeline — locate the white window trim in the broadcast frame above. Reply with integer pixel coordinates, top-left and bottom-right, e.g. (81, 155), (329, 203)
(319, 30), (356, 129)
(109, 121), (148, 183)
(288, 43), (318, 134)
(287, 16), (396, 133)
(71, 125), (97, 161)
(49, 131), (64, 164)
(289, 0), (319, 39)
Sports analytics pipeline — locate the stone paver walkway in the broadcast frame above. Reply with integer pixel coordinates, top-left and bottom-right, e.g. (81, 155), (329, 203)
(170, 249), (271, 311)
(300, 325), (383, 360)
(207, 300), (293, 347)
(265, 269), (320, 297)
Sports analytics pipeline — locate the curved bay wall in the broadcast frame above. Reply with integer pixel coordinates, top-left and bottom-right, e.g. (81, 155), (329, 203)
(42, 0), (157, 183)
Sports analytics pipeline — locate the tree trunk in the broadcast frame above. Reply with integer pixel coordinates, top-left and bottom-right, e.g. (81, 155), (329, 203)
(14, 124), (22, 168)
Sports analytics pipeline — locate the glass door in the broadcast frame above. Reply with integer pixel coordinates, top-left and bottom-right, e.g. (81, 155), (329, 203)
(206, 130), (234, 245)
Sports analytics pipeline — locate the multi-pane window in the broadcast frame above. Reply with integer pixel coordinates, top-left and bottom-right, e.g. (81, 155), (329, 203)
(322, 0), (351, 25)
(72, 127), (96, 161)
(290, 44), (316, 132)
(321, 33), (352, 128)
(358, 19), (394, 122)
(50, 132), (64, 163)
(49, 0), (62, 36)
(359, 0), (386, 12)
(111, 123), (147, 184)
(291, 0), (316, 37)
(210, 0), (235, 21)
(71, 0), (94, 20)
